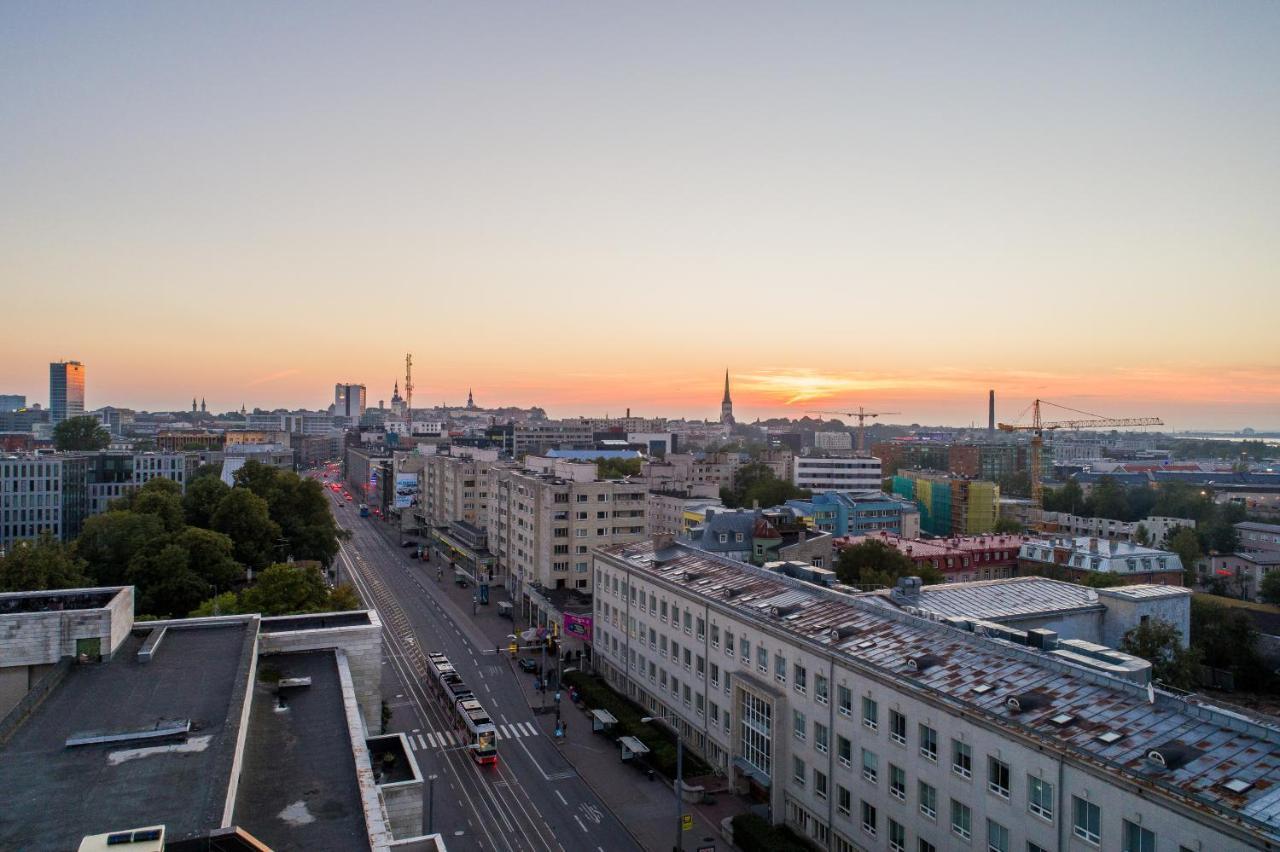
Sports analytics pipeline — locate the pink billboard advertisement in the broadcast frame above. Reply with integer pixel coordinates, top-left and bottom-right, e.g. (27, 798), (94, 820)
(562, 612), (593, 643)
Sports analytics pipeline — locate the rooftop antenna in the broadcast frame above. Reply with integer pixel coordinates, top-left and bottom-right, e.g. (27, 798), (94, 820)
(404, 353), (413, 430)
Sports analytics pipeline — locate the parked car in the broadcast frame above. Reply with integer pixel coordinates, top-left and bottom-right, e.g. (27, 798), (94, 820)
(517, 658), (539, 673)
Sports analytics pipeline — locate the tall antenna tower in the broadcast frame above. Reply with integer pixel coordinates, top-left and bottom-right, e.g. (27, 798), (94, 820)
(404, 353), (413, 429)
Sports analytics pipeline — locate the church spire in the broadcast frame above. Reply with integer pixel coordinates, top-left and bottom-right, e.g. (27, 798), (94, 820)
(722, 369), (732, 405)
(720, 370), (735, 425)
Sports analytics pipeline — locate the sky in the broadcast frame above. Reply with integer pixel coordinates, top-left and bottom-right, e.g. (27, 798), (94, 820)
(2, 3), (1278, 430)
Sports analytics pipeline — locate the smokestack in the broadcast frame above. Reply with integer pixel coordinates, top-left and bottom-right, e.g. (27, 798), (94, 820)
(988, 390), (995, 435)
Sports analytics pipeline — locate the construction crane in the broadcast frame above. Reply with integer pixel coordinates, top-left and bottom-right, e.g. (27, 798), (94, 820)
(806, 406), (902, 454)
(998, 398), (1162, 513)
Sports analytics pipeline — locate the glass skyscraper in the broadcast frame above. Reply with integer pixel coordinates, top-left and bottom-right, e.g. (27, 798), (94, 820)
(49, 360), (85, 424)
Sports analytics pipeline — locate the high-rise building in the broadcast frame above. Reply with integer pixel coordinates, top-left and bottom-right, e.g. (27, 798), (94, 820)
(49, 360), (85, 424)
(0, 394), (25, 412)
(334, 383), (367, 419)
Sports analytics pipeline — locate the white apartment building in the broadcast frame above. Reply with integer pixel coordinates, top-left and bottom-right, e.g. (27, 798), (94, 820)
(1042, 512), (1195, 546)
(646, 492), (724, 537)
(814, 431), (854, 451)
(591, 539), (1280, 852)
(419, 447), (501, 530)
(793, 456), (882, 493)
(488, 457), (647, 595)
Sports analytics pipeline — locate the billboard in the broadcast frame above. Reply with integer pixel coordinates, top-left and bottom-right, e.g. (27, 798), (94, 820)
(393, 472), (418, 509)
(562, 613), (593, 644)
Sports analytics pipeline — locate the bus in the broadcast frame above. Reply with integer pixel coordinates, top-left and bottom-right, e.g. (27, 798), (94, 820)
(359, 503), (369, 517)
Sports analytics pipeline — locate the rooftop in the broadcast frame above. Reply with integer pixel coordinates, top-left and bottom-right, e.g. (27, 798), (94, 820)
(235, 651), (367, 851)
(0, 621), (256, 849)
(0, 587), (122, 615)
(875, 576), (1106, 620)
(599, 539), (1280, 842)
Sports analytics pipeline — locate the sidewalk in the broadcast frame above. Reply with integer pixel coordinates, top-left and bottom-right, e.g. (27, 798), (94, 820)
(367, 517), (749, 850)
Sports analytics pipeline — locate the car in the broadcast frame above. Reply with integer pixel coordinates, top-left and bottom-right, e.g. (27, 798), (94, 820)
(400, 540), (417, 548)
(517, 658), (539, 673)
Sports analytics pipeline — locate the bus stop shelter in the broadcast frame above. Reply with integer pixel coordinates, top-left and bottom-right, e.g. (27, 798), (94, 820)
(590, 709), (617, 734)
(618, 736), (650, 762)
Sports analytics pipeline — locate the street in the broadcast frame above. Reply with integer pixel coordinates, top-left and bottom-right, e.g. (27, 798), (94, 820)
(325, 483), (643, 852)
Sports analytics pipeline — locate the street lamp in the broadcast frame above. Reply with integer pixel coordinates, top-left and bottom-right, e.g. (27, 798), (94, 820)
(641, 716), (683, 852)
(427, 773), (439, 834)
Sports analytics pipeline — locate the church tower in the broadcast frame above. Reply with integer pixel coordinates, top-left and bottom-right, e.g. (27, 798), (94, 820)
(720, 370), (735, 425)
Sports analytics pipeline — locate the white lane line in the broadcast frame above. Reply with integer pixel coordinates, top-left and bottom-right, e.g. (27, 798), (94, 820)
(519, 722), (536, 737)
(555, 791), (568, 806)
(501, 724), (515, 738)
(574, 815), (588, 834)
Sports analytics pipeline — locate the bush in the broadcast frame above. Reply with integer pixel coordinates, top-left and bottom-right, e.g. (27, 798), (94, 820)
(731, 813), (815, 852)
(563, 671), (711, 779)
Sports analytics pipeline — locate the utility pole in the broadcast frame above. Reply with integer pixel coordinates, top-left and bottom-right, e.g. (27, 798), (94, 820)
(404, 353), (413, 431)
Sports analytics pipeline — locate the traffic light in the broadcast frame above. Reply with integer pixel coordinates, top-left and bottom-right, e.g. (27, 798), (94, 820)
(508, 642), (518, 655)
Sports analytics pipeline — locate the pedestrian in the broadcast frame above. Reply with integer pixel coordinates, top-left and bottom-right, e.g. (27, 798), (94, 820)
(562, 720), (568, 736)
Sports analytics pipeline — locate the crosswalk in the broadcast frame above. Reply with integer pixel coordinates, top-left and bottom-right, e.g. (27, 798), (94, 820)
(404, 722), (539, 751)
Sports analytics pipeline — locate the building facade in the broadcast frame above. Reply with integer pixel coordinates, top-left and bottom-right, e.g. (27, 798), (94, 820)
(591, 539), (1280, 851)
(49, 360), (86, 425)
(785, 491), (920, 539)
(793, 457), (882, 494)
(1019, 536), (1185, 586)
(334, 383), (367, 419)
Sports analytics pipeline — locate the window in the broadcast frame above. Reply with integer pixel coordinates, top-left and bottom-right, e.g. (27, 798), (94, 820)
(862, 697), (878, 731)
(815, 673), (829, 705)
(861, 748), (878, 784)
(1122, 820), (1155, 852)
(793, 756), (806, 786)
(814, 721), (829, 754)
(793, 710), (806, 741)
(1027, 775), (1053, 822)
(740, 637), (750, 660)
(889, 764), (905, 800)
(1028, 844), (1049, 852)
(951, 800), (972, 841)
(1072, 797), (1101, 845)
(711, 624), (720, 649)
(725, 631), (734, 657)
(987, 819), (1009, 852)
(919, 724), (937, 761)
(774, 653), (787, 683)
(988, 757), (1010, 799)
(919, 781), (937, 819)
(837, 684), (852, 716)
(837, 785), (851, 816)
(952, 740), (972, 779)
(889, 819), (905, 852)
(889, 709), (906, 745)
(861, 801), (877, 836)
(837, 735), (852, 768)
(814, 769), (828, 800)
(919, 840), (936, 852)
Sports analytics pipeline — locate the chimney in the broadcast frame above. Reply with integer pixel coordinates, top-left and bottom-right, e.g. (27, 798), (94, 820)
(1089, 537), (1099, 553)
(988, 390), (995, 434)
(651, 532), (675, 553)
(798, 530), (807, 544)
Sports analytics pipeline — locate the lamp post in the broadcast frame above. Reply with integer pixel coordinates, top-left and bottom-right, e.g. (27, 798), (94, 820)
(641, 716), (683, 852)
(427, 773), (438, 834)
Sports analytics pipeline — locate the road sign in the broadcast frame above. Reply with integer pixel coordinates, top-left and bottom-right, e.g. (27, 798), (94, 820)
(682, 814), (693, 831)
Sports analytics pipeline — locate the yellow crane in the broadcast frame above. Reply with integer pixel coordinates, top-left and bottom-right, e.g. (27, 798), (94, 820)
(998, 399), (1162, 513)
(807, 406), (902, 454)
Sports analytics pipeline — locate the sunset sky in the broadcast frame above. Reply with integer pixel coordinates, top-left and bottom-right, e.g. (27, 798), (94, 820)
(2, 3), (1277, 430)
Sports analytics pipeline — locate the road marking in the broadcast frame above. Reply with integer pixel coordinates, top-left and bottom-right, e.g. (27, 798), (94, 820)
(555, 791), (567, 806)
(426, 732), (439, 748)
(417, 734), (427, 750)
(519, 722), (536, 737)
(408, 738), (417, 751)
(574, 815), (588, 834)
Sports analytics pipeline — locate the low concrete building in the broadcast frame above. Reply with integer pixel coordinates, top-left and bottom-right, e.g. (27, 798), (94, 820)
(1201, 551), (1280, 602)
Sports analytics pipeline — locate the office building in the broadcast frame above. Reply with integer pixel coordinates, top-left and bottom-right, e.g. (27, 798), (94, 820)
(419, 446), (501, 531)
(793, 456), (882, 493)
(813, 431), (853, 452)
(0, 394), (25, 412)
(0, 454), (88, 551)
(49, 360), (86, 425)
(335, 383), (368, 419)
(591, 538), (1280, 850)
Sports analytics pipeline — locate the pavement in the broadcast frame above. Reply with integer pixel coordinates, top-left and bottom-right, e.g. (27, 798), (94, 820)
(342, 492), (750, 852)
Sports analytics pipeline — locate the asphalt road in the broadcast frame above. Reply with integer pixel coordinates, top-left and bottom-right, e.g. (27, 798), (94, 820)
(322, 481), (641, 852)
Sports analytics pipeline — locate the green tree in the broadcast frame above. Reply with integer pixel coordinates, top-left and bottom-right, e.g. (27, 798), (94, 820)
(1089, 476), (1129, 521)
(1191, 598), (1270, 690)
(0, 533), (90, 592)
(173, 527), (244, 591)
(131, 478), (185, 532)
(835, 540), (943, 588)
(239, 562), (331, 615)
(126, 543), (210, 617)
(210, 488), (281, 570)
(53, 415), (110, 451)
(1259, 571), (1280, 606)
(75, 510), (168, 587)
(722, 462), (809, 509)
(1043, 479), (1085, 514)
(183, 475), (231, 528)
(328, 583), (361, 610)
(1166, 527), (1201, 586)
(1133, 523), (1152, 546)
(595, 457), (642, 479)
(1121, 618), (1201, 690)
(189, 591), (241, 617)
(233, 462), (339, 566)
(993, 518), (1024, 534)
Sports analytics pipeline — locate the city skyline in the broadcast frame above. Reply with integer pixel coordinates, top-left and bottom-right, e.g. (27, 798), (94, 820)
(3, 4), (1278, 429)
